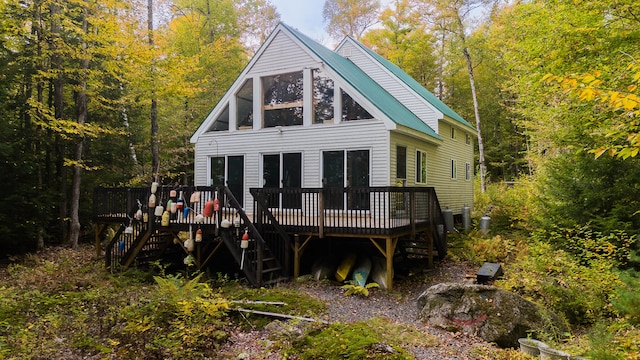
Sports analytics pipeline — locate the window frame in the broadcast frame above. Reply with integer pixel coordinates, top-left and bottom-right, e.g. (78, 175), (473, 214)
(416, 149), (427, 184)
(450, 158), (458, 180)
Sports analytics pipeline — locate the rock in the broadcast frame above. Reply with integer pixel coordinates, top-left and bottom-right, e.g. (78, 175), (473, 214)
(417, 283), (568, 348)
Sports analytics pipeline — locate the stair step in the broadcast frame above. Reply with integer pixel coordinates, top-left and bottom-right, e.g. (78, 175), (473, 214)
(261, 276), (289, 286)
(262, 266), (281, 274)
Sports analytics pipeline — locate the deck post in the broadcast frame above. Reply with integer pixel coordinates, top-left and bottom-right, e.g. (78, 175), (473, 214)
(293, 234), (300, 278)
(386, 237), (398, 292)
(318, 190), (324, 239)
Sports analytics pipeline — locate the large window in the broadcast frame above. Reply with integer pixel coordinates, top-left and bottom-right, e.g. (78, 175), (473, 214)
(237, 79), (253, 129)
(210, 156), (244, 206)
(313, 68), (334, 124)
(262, 153), (302, 209)
(322, 149), (370, 210)
(342, 90), (372, 121)
(263, 72), (304, 127)
(416, 150), (427, 184)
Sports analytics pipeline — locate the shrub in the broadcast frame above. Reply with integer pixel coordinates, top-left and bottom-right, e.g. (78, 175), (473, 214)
(498, 240), (622, 326)
(473, 178), (539, 234)
(534, 224), (637, 268)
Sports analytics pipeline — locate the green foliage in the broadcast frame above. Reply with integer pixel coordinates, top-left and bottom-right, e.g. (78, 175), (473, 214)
(535, 225), (637, 268)
(290, 317), (433, 359)
(498, 240), (622, 326)
(613, 270), (640, 325)
(455, 233), (517, 265)
(473, 179), (539, 234)
(537, 153), (640, 235)
(341, 280), (380, 297)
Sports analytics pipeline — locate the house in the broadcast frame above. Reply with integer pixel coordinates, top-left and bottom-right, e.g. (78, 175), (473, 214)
(189, 22), (476, 216)
(93, 23), (476, 292)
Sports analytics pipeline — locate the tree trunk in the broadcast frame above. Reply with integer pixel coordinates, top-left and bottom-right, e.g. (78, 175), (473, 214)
(69, 6), (89, 251)
(456, 12), (486, 193)
(51, 0), (69, 242)
(148, 0), (159, 182)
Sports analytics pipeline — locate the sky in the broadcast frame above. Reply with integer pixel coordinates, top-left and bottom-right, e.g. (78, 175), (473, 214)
(269, 0), (394, 46)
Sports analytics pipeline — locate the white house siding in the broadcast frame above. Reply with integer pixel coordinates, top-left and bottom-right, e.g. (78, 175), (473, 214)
(247, 30), (319, 75)
(194, 121), (390, 214)
(336, 41), (441, 132)
(389, 123), (474, 215)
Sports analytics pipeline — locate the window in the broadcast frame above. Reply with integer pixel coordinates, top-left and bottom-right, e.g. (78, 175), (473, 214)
(263, 72), (304, 127)
(342, 90), (372, 121)
(313, 69), (334, 124)
(237, 79), (253, 129)
(210, 156), (244, 206)
(465, 162), (471, 181)
(262, 153), (302, 209)
(396, 146), (406, 180)
(465, 134), (471, 145)
(451, 159), (458, 179)
(209, 105), (229, 131)
(322, 149), (370, 210)
(416, 150), (427, 184)
(451, 126), (456, 139)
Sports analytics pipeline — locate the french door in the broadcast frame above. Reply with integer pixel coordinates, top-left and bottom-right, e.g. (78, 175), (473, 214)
(262, 152), (302, 209)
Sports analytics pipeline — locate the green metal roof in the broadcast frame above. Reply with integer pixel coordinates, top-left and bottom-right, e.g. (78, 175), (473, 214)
(282, 23), (441, 140)
(346, 35), (476, 131)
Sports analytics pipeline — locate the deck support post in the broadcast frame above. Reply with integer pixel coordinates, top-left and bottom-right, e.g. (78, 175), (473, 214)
(386, 237), (397, 292)
(368, 236), (398, 292)
(293, 234), (313, 278)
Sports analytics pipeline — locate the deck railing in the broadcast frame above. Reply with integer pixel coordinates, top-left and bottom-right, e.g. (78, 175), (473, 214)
(250, 186), (439, 237)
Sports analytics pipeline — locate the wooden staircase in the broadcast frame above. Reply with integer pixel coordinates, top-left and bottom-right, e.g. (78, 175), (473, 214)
(103, 186), (290, 287)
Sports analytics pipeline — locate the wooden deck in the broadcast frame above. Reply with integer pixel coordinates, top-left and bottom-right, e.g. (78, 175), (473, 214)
(93, 185), (447, 290)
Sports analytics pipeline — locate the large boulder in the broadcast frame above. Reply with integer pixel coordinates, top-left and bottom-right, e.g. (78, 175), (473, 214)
(417, 283), (568, 348)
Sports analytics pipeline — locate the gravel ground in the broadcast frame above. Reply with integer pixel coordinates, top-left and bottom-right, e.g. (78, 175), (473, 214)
(217, 260), (499, 359)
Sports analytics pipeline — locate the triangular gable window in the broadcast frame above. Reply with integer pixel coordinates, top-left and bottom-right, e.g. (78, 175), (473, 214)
(208, 104), (229, 131)
(341, 90), (372, 121)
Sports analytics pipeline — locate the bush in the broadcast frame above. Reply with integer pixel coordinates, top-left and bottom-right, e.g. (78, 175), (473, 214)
(474, 178), (539, 234)
(498, 240), (622, 325)
(534, 224), (637, 268)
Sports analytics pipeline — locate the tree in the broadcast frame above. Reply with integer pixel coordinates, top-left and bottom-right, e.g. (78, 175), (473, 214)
(322, 0), (380, 40)
(362, 0), (438, 92)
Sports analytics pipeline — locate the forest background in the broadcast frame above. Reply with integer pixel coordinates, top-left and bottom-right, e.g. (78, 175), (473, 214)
(1, 0), (640, 357)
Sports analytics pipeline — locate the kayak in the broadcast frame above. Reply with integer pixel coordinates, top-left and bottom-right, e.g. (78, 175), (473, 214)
(335, 253), (357, 282)
(352, 256), (372, 287)
(370, 256), (393, 290)
(311, 255), (338, 281)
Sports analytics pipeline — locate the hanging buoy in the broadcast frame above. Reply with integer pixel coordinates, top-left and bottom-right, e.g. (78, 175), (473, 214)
(221, 219), (232, 228)
(183, 207), (190, 219)
(203, 199), (213, 217)
(151, 182), (158, 194)
(170, 200), (177, 214)
(177, 191), (184, 211)
(240, 229), (249, 270)
(118, 240), (125, 253)
(170, 189), (177, 198)
(234, 215), (241, 237)
(148, 194), (156, 208)
(195, 228), (203, 242)
(135, 209), (143, 221)
(190, 191), (200, 204)
(124, 224), (133, 234)
(184, 238), (194, 252)
(154, 205), (164, 217)
(161, 211), (170, 226)
(195, 213), (204, 223)
(213, 193), (220, 212)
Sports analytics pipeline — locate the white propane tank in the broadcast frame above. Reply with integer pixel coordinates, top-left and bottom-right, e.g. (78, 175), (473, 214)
(480, 215), (491, 235)
(443, 208), (454, 233)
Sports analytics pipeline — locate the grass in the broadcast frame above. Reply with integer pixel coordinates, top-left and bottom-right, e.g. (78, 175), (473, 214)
(0, 244), (440, 359)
